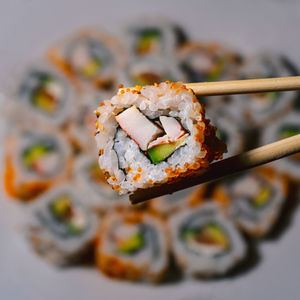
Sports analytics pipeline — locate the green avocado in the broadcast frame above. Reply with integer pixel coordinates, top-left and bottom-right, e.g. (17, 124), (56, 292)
(118, 233), (144, 254)
(23, 144), (49, 166)
(147, 135), (187, 164)
(253, 187), (270, 207)
(50, 195), (72, 219)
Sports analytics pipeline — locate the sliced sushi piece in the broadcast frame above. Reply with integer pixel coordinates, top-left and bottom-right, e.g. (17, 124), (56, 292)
(95, 210), (169, 282)
(119, 56), (187, 87)
(123, 17), (186, 58)
(25, 184), (99, 266)
(213, 167), (288, 237)
(178, 42), (240, 83)
(178, 42), (241, 111)
(74, 155), (129, 212)
(169, 202), (246, 277)
(94, 81), (226, 194)
(3, 127), (71, 201)
(9, 61), (76, 128)
(260, 112), (300, 181)
(227, 53), (297, 127)
(47, 29), (124, 90)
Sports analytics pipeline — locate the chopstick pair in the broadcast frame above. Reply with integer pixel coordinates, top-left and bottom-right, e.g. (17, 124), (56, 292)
(125, 76), (300, 204)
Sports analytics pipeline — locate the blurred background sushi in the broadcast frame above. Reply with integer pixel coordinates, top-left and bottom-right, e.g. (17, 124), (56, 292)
(0, 1), (300, 300)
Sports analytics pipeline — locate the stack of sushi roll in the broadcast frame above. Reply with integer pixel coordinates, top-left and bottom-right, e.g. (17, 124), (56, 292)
(25, 184), (99, 266)
(213, 167), (288, 237)
(227, 53), (298, 127)
(95, 209), (169, 282)
(74, 155), (128, 212)
(8, 61), (76, 129)
(261, 111), (300, 181)
(94, 81), (226, 194)
(4, 127), (71, 201)
(169, 202), (246, 277)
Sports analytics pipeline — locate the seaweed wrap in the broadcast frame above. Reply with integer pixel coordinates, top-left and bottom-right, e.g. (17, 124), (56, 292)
(95, 210), (169, 282)
(94, 81), (226, 194)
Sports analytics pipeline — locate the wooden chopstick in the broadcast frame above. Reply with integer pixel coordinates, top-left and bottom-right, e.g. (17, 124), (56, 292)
(120, 76), (300, 96)
(130, 134), (300, 204)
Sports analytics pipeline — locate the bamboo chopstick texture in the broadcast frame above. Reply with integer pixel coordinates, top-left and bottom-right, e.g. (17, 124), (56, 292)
(130, 134), (300, 204)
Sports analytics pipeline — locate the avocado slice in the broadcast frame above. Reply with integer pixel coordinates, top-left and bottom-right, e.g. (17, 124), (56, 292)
(118, 233), (144, 254)
(203, 224), (228, 249)
(23, 144), (49, 166)
(147, 134), (187, 164)
(253, 187), (270, 207)
(50, 195), (72, 220)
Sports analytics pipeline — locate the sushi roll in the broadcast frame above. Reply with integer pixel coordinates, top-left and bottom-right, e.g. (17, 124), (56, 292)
(260, 112), (300, 181)
(228, 53), (297, 127)
(25, 184), (99, 266)
(213, 167), (288, 237)
(169, 202), (246, 276)
(74, 155), (128, 212)
(94, 81), (226, 194)
(122, 17), (186, 58)
(178, 42), (240, 83)
(178, 42), (241, 111)
(95, 209), (169, 282)
(119, 55), (187, 87)
(48, 29), (124, 90)
(3, 127), (71, 201)
(9, 61), (76, 128)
